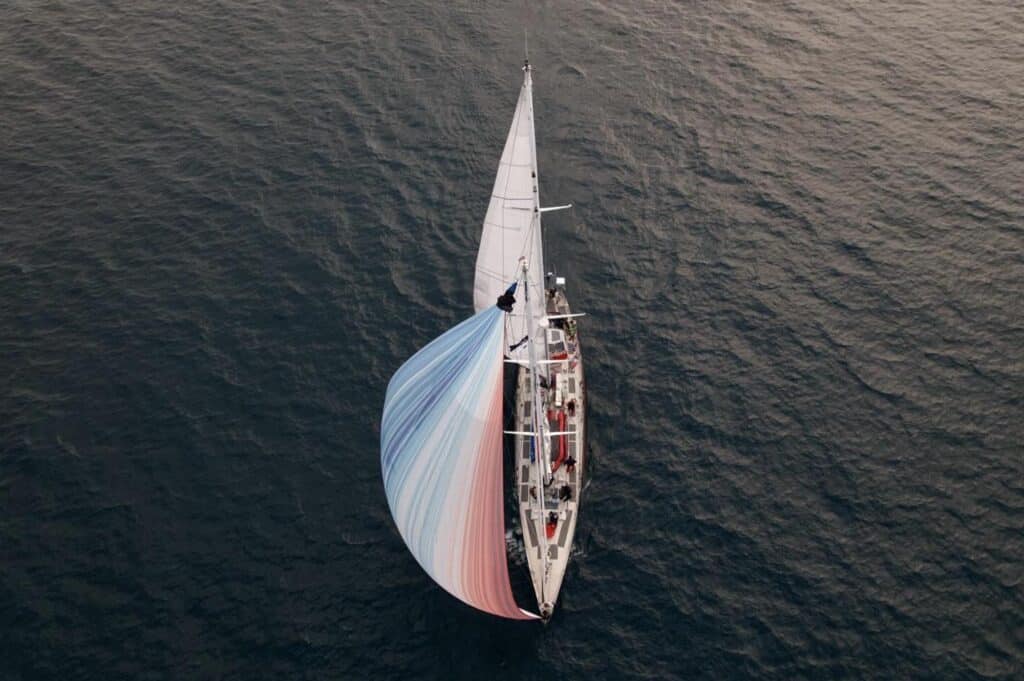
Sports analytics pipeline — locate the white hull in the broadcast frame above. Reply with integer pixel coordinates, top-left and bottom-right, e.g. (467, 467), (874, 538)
(513, 285), (586, 619)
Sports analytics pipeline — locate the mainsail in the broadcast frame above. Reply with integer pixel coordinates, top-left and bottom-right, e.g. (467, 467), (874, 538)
(380, 305), (537, 620)
(474, 64), (546, 358)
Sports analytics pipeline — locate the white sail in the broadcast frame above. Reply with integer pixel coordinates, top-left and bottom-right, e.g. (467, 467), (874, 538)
(474, 64), (546, 357)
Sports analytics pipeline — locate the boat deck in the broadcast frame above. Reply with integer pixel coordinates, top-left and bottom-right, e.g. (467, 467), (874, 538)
(513, 285), (585, 618)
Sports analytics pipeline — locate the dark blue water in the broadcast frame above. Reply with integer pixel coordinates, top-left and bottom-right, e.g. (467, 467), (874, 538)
(2, 2), (1022, 679)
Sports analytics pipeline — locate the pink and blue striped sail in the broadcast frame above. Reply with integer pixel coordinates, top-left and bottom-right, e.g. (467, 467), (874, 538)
(381, 304), (537, 620)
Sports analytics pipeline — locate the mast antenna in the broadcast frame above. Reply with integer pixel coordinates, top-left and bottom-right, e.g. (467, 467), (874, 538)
(524, 27), (529, 66)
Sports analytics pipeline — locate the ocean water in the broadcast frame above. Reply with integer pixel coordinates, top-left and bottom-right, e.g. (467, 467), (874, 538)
(2, 1), (1022, 679)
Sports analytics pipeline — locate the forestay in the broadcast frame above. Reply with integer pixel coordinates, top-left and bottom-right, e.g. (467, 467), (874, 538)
(473, 65), (546, 357)
(380, 306), (537, 620)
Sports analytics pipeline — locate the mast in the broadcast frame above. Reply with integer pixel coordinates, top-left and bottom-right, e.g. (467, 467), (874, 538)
(523, 59), (553, 483)
(525, 58), (546, 351)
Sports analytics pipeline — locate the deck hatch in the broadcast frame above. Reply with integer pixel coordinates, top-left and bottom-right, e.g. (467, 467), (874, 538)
(525, 516), (539, 547)
(558, 511), (573, 545)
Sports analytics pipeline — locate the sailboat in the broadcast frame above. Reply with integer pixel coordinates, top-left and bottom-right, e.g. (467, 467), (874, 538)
(380, 59), (586, 621)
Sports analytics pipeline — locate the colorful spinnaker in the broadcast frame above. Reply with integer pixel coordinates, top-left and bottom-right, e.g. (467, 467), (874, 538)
(381, 304), (538, 620)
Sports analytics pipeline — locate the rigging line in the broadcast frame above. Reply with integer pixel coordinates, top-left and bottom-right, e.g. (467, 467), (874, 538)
(496, 78), (527, 287)
(490, 193), (534, 200)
